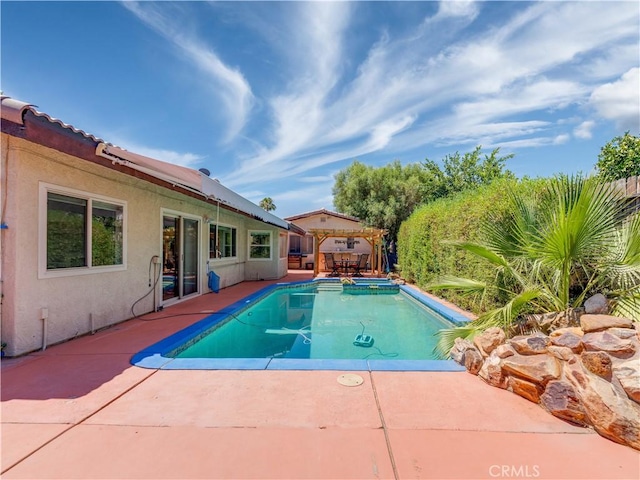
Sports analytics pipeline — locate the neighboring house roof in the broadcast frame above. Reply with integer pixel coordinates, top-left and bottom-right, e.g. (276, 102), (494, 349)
(1, 96), (305, 234)
(284, 208), (361, 223)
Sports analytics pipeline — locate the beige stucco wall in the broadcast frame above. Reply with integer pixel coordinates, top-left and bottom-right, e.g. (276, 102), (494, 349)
(0, 134), (285, 356)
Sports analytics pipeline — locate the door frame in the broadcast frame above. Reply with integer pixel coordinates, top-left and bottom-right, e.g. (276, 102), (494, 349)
(160, 209), (202, 306)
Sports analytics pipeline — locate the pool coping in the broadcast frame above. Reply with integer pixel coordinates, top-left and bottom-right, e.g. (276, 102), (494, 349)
(131, 279), (468, 372)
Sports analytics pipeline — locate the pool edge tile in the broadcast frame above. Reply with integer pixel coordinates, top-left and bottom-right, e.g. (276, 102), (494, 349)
(160, 358), (271, 370)
(367, 359), (466, 372)
(268, 359), (370, 371)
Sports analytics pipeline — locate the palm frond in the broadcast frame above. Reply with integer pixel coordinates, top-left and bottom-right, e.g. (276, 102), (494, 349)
(447, 241), (510, 267)
(606, 213), (640, 285)
(483, 190), (539, 258)
(609, 288), (640, 321)
(433, 325), (480, 359)
(426, 275), (487, 295)
(475, 289), (541, 330)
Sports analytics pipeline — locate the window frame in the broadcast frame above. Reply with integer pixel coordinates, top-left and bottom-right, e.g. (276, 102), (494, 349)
(209, 223), (238, 261)
(248, 230), (272, 261)
(39, 183), (127, 279)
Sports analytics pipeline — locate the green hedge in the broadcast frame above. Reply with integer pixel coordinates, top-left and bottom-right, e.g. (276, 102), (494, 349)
(397, 177), (548, 313)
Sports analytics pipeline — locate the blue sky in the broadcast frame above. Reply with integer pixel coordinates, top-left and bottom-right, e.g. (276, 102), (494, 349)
(2, 1), (639, 218)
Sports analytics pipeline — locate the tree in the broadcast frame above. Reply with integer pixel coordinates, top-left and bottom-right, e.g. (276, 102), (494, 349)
(428, 175), (640, 358)
(422, 146), (514, 201)
(333, 160), (428, 241)
(595, 132), (640, 182)
(332, 146), (513, 241)
(259, 197), (276, 212)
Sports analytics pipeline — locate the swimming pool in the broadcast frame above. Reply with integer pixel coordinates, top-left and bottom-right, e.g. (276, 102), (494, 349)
(131, 279), (470, 371)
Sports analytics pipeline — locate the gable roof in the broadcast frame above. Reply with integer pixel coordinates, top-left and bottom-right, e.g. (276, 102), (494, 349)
(1, 96), (304, 234)
(284, 208), (361, 223)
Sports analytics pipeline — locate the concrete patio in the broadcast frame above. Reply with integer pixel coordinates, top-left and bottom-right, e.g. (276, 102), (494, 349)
(2, 271), (639, 479)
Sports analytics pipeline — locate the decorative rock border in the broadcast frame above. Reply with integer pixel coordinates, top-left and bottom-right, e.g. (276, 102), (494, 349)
(450, 314), (640, 450)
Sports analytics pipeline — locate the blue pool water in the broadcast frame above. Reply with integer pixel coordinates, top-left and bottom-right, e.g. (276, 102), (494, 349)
(131, 279), (470, 371)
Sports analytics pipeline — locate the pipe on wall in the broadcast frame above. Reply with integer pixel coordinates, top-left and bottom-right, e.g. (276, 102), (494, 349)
(41, 307), (49, 351)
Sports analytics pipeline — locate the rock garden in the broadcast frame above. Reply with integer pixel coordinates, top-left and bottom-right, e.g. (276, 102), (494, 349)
(450, 308), (640, 451)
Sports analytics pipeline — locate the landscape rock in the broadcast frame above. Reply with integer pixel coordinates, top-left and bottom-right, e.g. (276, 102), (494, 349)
(494, 343), (516, 359)
(509, 333), (550, 355)
(449, 337), (476, 364)
(540, 380), (590, 427)
(582, 331), (635, 357)
(509, 376), (544, 404)
(580, 351), (612, 379)
(464, 347), (484, 375)
(549, 327), (584, 338)
(550, 332), (583, 353)
(478, 351), (508, 389)
(533, 310), (581, 333)
(580, 314), (633, 333)
(612, 359), (640, 404)
(564, 361), (640, 450)
(502, 353), (561, 386)
(607, 328), (638, 340)
(584, 293), (609, 314)
(473, 327), (505, 357)
(461, 326), (640, 450)
(547, 345), (575, 362)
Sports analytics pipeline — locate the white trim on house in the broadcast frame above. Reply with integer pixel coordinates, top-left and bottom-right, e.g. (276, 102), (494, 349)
(247, 230), (273, 261)
(38, 182), (128, 279)
(160, 208), (204, 306)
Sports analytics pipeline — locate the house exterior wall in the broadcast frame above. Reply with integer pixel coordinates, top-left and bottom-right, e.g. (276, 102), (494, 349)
(0, 134), (285, 356)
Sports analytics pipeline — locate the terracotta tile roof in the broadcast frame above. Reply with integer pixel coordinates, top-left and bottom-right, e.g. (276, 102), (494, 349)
(1, 96), (104, 143)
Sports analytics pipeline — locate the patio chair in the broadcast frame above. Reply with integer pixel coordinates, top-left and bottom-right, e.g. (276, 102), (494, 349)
(351, 253), (369, 277)
(324, 253), (341, 277)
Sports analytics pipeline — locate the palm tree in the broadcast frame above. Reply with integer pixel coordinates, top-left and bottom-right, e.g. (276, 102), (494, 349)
(430, 175), (640, 358)
(259, 197), (276, 212)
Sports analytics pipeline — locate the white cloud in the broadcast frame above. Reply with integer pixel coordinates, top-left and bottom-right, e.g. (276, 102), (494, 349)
(553, 134), (570, 145)
(493, 136), (567, 149)
(433, 0), (479, 21)
(579, 43), (640, 80)
(574, 121), (595, 140)
(221, 1), (639, 189)
(122, 1), (254, 142)
(223, 2), (353, 182)
(589, 68), (640, 132)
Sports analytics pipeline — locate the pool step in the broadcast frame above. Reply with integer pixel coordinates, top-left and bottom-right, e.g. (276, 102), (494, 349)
(316, 283), (343, 292)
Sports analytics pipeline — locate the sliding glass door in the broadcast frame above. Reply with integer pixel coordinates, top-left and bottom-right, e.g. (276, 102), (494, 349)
(162, 214), (200, 302)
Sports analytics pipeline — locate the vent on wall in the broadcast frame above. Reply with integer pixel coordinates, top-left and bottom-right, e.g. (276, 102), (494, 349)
(320, 217), (326, 223)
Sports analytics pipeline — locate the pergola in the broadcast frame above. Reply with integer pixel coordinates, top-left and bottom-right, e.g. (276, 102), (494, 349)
(307, 227), (388, 277)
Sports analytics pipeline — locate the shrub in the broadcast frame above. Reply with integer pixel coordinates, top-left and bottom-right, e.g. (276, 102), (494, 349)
(397, 177), (548, 312)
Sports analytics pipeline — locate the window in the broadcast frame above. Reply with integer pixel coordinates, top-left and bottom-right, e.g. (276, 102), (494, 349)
(44, 188), (125, 272)
(289, 235), (313, 254)
(289, 235), (300, 254)
(249, 231), (271, 260)
(210, 224), (237, 259)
